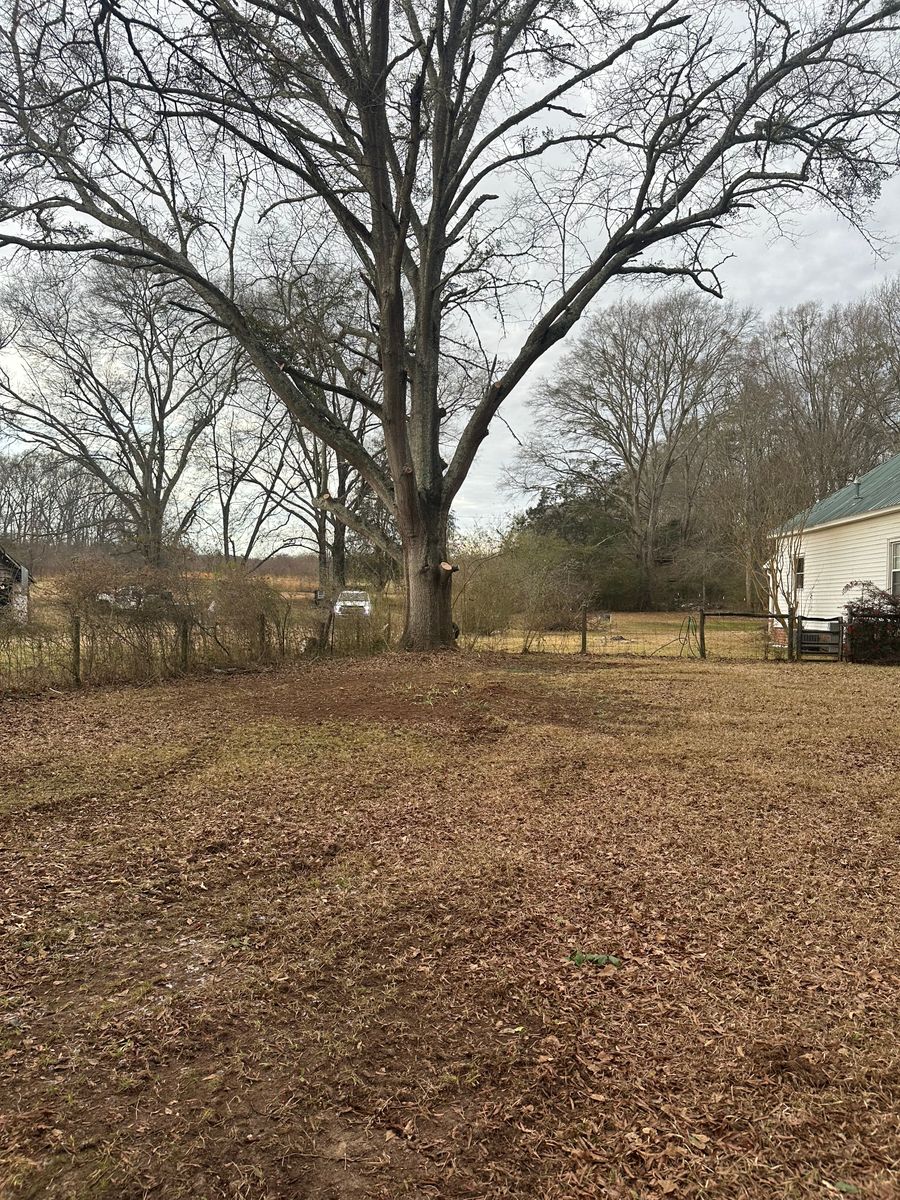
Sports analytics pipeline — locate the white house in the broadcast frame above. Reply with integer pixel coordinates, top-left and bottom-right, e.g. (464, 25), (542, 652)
(774, 455), (900, 618)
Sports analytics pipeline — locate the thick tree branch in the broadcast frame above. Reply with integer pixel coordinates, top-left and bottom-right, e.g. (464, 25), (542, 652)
(315, 491), (403, 563)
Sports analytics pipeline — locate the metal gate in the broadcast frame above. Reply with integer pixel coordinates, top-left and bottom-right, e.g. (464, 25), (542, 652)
(797, 616), (843, 660)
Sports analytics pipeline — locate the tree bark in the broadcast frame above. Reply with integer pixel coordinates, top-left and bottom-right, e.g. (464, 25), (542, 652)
(400, 514), (455, 650)
(141, 509), (165, 567)
(331, 518), (347, 589)
(316, 510), (329, 593)
(636, 535), (655, 610)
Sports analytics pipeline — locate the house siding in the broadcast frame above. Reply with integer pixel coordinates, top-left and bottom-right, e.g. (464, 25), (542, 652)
(788, 511), (900, 617)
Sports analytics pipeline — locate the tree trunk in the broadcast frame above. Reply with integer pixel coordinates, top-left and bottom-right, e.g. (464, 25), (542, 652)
(331, 518), (347, 589)
(221, 501), (233, 562)
(141, 512), (165, 567)
(316, 511), (329, 593)
(636, 570), (653, 610)
(400, 517), (455, 650)
(636, 540), (655, 610)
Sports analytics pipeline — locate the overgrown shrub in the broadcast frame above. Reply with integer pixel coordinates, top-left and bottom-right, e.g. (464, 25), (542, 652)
(453, 538), (521, 640)
(56, 554), (189, 620)
(509, 532), (584, 648)
(844, 581), (900, 664)
(204, 566), (286, 625)
(451, 530), (587, 648)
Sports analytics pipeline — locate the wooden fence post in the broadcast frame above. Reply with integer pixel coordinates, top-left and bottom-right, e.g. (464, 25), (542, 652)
(579, 604), (588, 654)
(179, 620), (190, 672)
(787, 610), (796, 662)
(258, 613), (267, 661)
(71, 615), (82, 687)
(698, 608), (707, 659)
(281, 601), (291, 658)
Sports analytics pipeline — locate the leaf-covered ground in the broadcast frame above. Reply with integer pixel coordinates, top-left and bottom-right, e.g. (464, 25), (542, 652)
(1, 654), (899, 1199)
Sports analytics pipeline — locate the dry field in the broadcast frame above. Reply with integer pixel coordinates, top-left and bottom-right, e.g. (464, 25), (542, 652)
(1, 654), (898, 1199)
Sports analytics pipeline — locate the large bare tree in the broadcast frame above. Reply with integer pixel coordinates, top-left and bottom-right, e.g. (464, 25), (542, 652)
(697, 364), (812, 608)
(2, 0), (900, 644)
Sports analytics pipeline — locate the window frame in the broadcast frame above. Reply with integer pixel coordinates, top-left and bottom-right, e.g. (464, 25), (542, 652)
(889, 540), (900, 598)
(794, 555), (805, 592)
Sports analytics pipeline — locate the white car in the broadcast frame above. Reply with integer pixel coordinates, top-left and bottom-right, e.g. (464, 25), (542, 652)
(333, 589), (372, 617)
(96, 585), (178, 615)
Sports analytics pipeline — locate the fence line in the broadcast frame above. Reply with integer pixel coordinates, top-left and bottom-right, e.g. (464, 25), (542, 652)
(465, 609), (779, 660)
(4, 601), (845, 697)
(0, 601), (397, 696)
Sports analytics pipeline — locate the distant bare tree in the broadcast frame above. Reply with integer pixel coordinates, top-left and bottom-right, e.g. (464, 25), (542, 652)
(207, 397), (298, 566)
(3, 0), (900, 642)
(755, 300), (899, 496)
(697, 366), (811, 609)
(207, 392), (375, 586)
(0, 450), (123, 546)
(0, 266), (235, 564)
(518, 294), (749, 605)
(220, 261), (385, 584)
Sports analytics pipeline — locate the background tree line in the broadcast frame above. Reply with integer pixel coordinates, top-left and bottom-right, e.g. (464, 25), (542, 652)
(508, 280), (900, 613)
(0, 262), (389, 587)
(4, 269), (900, 617)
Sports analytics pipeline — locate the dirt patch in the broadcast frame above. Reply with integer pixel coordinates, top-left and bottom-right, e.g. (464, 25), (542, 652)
(2, 653), (900, 1198)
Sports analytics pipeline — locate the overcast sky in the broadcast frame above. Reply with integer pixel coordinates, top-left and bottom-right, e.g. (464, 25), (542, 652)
(453, 175), (900, 529)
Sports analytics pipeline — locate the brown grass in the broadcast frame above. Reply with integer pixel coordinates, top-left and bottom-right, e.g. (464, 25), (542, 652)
(1, 654), (899, 1198)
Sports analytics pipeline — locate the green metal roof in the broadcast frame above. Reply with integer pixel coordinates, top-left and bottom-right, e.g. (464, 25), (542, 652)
(786, 454), (900, 532)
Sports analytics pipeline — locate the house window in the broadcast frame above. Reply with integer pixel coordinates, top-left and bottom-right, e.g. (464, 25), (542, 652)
(795, 555), (805, 591)
(891, 541), (900, 598)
